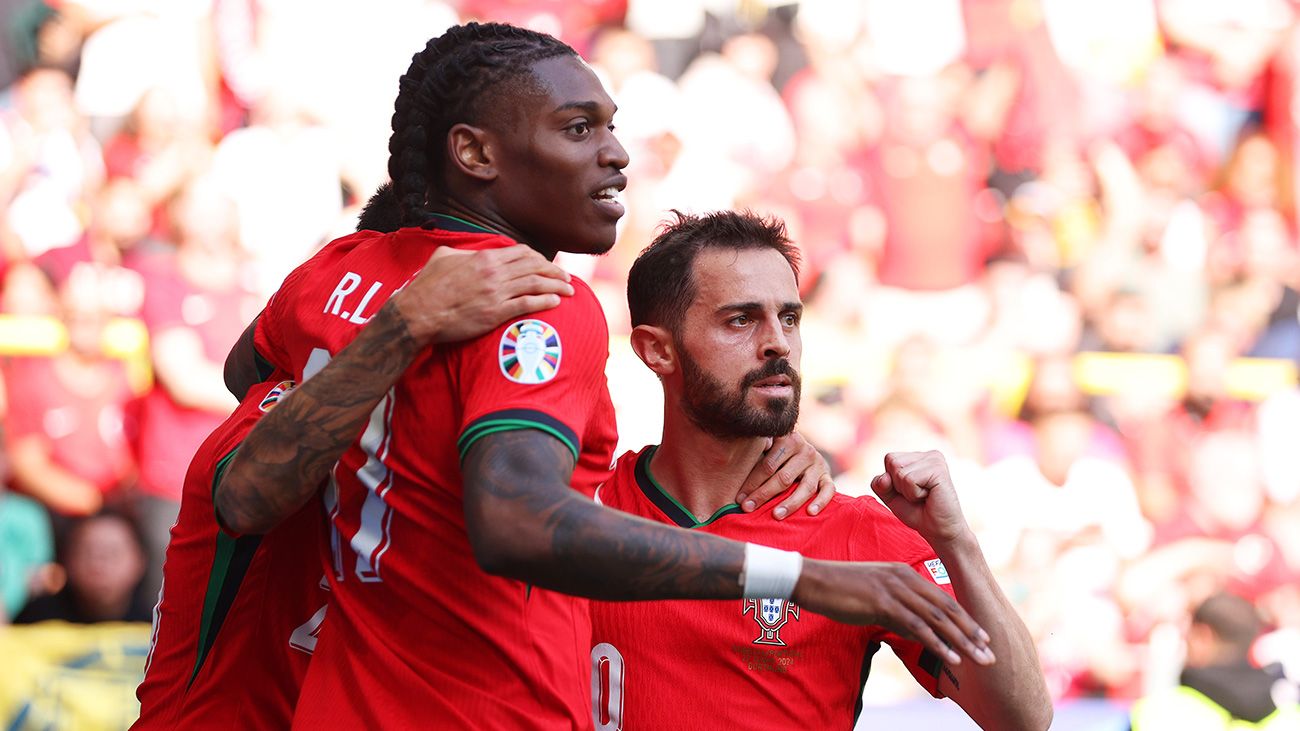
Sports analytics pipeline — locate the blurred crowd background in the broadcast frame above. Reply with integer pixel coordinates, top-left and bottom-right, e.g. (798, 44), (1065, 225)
(2, 0), (1300, 727)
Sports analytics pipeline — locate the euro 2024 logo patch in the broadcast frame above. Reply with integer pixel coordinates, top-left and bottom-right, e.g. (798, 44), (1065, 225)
(500, 319), (561, 384)
(259, 380), (296, 412)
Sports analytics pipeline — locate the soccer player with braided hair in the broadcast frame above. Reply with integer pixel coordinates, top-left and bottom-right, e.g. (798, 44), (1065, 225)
(218, 22), (995, 728)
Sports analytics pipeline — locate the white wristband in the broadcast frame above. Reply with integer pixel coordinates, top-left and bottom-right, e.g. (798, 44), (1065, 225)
(740, 543), (804, 599)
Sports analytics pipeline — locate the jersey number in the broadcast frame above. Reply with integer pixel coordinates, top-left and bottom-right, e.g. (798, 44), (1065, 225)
(289, 604), (327, 654)
(591, 642), (625, 731)
(305, 347), (396, 583)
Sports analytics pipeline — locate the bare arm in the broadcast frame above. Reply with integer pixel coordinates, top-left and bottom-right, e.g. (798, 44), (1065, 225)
(8, 436), (103, 516)
(932, 532), (1051, 730)
(463, 430), (996, 667)
(152, 327), (238, 412)
(216, 302), (419, 534)
(223, 318), (266, 400)
(216, 244), (575, 535)
(872, 452), (1052, 731)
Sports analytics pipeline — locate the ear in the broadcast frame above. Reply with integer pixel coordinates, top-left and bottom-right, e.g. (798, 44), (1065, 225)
(1184, 623), (1213, 666)
(629, 324), (676, 377)
(446, 123), (497, 182)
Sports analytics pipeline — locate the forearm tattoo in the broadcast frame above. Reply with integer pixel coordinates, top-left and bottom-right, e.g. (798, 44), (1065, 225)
(462, 430), (744, 601)
(217, 304), (420, 533)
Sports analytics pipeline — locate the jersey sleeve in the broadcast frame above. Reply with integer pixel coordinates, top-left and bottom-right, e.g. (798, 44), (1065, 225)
(451, 279), (609, 464)
(848, 498), (956, 698)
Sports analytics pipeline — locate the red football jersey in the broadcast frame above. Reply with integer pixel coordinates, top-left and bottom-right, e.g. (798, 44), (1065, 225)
(251, 224), (618, 729)
(588, 446), (955, 730)
(134, 377), (330, 730)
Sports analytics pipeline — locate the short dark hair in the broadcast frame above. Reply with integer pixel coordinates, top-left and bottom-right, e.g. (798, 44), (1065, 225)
(387, 23), (576, 229)
(56, 508), (146, 564)
(627, 210), (800, 330)
(357, 182), (402, 233)
(1192, 591), (1263, 653)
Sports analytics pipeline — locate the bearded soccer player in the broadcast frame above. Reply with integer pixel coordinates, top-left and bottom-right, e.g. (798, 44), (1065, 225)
(588, 211), (1053, 730)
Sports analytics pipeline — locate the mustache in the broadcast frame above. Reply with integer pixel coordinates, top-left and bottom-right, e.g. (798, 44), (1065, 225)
(741, 359), (800, 390)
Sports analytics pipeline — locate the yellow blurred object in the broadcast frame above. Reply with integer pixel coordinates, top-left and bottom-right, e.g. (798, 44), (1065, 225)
(1074, 352), (1186, 401)
(1074, 352), (1297, 402)
(101, 318), (152, 394)
(0, 622), (150, 731)
(0, 316), (152, 394)
(0, 315), (66, 355)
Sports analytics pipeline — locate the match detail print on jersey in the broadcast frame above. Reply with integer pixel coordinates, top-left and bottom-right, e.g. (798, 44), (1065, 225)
(499, 319), (561, 384)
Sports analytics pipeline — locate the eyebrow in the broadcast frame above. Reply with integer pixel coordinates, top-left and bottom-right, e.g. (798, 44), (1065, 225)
(716, 301), (804, 314)
(554, 100), (618, 115)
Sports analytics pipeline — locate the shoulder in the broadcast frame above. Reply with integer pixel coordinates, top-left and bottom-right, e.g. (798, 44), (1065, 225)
(832, 494), (937, 562)
(596, 448), (648, 504)
(454, 272), (607, 361)
(546, 273), (605, 326)
(194, 380), (291, 472)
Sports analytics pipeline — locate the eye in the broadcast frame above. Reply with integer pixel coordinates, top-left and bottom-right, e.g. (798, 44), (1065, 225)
(729, 314), (751, 327)
(781, 312), (799, 327)
(568, 121), (592, 137)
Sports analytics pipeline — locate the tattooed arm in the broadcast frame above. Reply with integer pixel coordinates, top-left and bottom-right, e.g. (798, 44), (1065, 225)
(215, 245), (575, 535)
(216, 302), (418, 534)
(461, 429), (996, 668)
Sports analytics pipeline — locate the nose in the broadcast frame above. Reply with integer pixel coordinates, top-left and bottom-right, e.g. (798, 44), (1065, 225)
(759, 315), (790, 361)
(600, 129), (630, 171)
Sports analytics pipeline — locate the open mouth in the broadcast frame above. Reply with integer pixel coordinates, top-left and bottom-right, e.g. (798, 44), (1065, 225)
(750, 376), (793, 396)
(591, 186), (625, 218)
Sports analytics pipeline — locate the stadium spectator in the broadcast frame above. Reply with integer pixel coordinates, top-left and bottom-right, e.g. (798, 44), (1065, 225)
(1131, 591), (1299, 729)
(13, 509), (150, 624)
(0, 66), (102, 261)
(3, 266), (135, 520)
(101, 87), (212, 240)
(130, 177), (249, 603)
(0, 488), (54, 623)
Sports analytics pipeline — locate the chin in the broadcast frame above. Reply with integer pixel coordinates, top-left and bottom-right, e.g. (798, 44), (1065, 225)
(550, 227), (618, 257)
(573, 234), (618, 256)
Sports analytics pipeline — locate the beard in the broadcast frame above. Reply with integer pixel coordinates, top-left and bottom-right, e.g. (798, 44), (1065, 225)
(678, 348), (800, 439)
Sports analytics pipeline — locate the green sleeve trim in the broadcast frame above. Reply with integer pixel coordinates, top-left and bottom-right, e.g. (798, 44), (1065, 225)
(191, 445), (260, 687)
(458, 409), (581, 463)
(210, 447), (240, 500)
(458, 419), (579, 463)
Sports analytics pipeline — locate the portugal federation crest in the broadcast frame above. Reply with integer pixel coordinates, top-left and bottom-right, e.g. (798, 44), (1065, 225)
(499, 319), (561, 384)
(743, 598), (800, 646)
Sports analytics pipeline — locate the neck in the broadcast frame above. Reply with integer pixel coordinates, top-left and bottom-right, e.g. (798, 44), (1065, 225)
(433, 198), (555, 260)
(73, 588), (132, 622)
(649, 404), (770, 522)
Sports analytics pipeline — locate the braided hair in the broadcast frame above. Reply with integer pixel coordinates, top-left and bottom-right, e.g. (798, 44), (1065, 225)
(387, 22), (577, 228)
